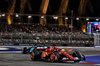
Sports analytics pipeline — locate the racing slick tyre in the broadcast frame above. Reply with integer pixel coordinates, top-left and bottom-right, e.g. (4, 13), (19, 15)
(54, 52), (61, 61)
(23, 47), (27, 54)
(75, 51), (82, 59)
(50, 52), (55, 62)
(73, 51), (82, 62)
(50, 52), (60, 62)
(31, 50), (41, 61)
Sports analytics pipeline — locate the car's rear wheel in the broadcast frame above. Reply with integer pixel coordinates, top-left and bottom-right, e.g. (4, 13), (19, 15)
(31, 50), (40, 60)
(54, 52), (61, 61)
(50, 53), (55, 62)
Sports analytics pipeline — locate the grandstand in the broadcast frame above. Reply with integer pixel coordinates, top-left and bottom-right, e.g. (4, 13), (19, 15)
(0, 23), (94, 47)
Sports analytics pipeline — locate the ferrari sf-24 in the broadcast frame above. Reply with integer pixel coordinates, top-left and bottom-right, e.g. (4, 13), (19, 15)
(30, 46), (86, 62)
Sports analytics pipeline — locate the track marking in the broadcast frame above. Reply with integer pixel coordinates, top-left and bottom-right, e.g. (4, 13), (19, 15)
(80, 62), (100, 65)
(95, 64), (100, 65)
(80, 55), (100, 65)
(47, 62), (72, 65)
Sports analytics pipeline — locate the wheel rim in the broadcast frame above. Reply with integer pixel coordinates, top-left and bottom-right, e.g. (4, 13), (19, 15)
(50, 54), (54, 60)
(31, 52), (34, 59)
(55, 55), (58, 60)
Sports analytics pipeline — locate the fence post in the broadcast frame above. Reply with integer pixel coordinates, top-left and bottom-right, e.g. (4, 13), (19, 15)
(11, 33), (13, 42)
(0, 33), (1, 41)
(21, 34), (23, 43)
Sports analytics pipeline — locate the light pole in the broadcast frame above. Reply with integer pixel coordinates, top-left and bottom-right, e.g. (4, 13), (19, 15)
(53, 16), (58, 25)
(28, 16), (32, 25)
(71, 10), (73, 45)
(41, 16), (44, 25)
(71, 10), (73, 33)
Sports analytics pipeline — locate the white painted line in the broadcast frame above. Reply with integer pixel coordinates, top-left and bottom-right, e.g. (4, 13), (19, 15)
(51, 63), (73, 66)
(95, 64), (100, 65)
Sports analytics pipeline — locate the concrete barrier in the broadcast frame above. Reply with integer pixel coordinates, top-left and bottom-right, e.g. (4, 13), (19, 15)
(0, 46), (100, 53)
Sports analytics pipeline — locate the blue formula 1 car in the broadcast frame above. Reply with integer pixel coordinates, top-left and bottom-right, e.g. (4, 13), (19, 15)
(22, 46), (47, 54)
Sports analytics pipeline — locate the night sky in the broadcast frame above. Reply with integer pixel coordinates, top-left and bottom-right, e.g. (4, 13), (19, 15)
(0, 0), (100, 17)
(91, 0), (100, 16)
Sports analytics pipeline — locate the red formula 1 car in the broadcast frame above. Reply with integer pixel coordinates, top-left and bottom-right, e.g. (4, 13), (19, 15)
(31, 46), (86, 62)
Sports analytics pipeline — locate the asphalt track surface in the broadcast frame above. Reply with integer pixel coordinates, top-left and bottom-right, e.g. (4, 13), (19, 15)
(0, 52), (99, 66)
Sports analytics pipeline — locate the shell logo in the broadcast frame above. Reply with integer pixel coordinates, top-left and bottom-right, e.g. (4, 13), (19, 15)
(43, 53), (46, 57)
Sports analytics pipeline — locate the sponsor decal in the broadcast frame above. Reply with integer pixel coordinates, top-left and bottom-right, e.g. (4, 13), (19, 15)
(0, 47), (9, 50)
